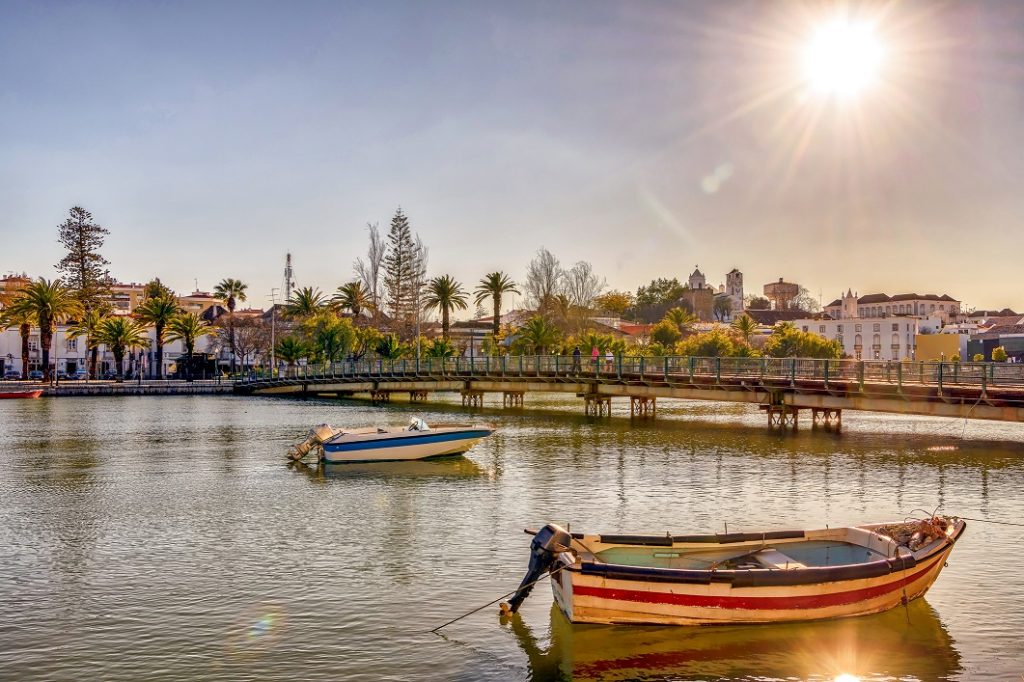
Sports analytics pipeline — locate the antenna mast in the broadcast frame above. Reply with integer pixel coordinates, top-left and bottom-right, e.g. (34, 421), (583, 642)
(283, 253), (294, 303)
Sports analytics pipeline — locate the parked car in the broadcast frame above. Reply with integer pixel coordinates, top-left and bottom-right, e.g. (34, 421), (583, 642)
(56, 370), (68, 380)
(71, 370), (89, 381)
(3, 370), (21, 380)
(27, 370), (44, 381)
(101, 370), (118, 380)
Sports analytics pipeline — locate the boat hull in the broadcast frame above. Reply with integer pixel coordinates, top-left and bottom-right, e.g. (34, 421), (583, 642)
(0, 389), (43, 399)
(322, 428), (492, 463)
(552, 545), (953, 625)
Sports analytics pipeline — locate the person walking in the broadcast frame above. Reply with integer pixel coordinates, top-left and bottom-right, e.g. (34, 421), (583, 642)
(605, 348), (614, 374)
(590, 345), (599, 375)
(572, 346), (582, 376)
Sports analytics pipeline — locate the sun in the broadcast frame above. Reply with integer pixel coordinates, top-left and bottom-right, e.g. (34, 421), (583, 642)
(803, 19), (883, 96)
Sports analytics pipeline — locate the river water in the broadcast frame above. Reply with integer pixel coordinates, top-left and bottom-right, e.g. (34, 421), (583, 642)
(1, 394), (1023, 681)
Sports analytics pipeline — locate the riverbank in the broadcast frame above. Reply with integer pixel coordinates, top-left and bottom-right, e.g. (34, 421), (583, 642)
(25, 380), (234, 397)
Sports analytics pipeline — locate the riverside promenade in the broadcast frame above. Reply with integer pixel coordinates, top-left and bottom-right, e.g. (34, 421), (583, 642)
(235, 355), (1024, 426)
(26, 379), (234, 397)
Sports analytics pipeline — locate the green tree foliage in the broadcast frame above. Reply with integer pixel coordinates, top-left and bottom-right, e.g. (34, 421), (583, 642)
(746, 295), (771, 310)
(424, 338), (457, 358)
(285, 286), (325, 319)
(135, 295), (181, 378)
(513, 316), (561, 354)
(66, 309), (106, 379)
(332, 281), (371, 318)
(353, 326), (382, 360)
(55, 206), (111, 313)
(762, 323), (842, 359)
(972, 353), (984, 362)
(7, 278), (81, 381)
(730, 314), (759, 345)
(214, 278), (248, 373)
(992, 346), (1009, 362)
(383, 208), (426, 332)
(593, 290), (634, 316)
(144, 278), (174, 299)
(375, 333), (405, 359)
(676, 329), (737, 358)
(96, 316), (150, 381)
(166, 312), (209, 379)
(301, 312), (355, 363)
(474, 271), (519, 336)
(0, 306), (33, 379)
(663, 307), (698, 335)
(423, 274), (468, 340)
(274, 336), (308, 375)
(635, 278), (686, 306)
(713, 297), (733, 322)
(650, 319), (682, 347)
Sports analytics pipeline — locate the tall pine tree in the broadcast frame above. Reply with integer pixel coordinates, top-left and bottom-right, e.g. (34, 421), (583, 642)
(382, 208), (426, 337)
(56, 206), (111, 312)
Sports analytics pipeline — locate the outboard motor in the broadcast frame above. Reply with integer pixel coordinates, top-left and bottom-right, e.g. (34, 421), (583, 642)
(287, 424), (341, 461)
(501, 524), (573, 615)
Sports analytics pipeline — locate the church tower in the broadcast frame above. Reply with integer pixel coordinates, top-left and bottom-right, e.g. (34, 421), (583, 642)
(726, 268), (744, 315)
(688, 266), (706, 291)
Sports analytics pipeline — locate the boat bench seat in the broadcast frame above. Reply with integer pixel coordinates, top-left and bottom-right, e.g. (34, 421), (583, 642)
(754, 549), (807, 570)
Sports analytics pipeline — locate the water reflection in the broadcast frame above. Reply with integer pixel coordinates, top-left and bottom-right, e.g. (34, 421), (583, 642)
(507, 601), (960, 681)
(287, 456), (485, 483)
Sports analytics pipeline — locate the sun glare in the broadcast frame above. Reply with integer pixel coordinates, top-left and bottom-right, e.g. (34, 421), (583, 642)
(803, 19), (883, 96)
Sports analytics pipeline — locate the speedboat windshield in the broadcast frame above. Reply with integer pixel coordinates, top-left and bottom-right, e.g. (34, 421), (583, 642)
(409, 418), (431, 432)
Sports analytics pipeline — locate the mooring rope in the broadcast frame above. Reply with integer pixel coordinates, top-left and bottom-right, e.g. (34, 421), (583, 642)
(429, 564), (567, 634)
(957, 516), (1024, 528)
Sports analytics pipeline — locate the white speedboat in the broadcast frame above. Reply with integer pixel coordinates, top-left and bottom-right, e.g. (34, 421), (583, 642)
(288, 418), (493, 463)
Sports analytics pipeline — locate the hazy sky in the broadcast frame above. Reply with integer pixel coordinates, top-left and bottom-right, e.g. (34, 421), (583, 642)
(2, 0), (1022, 312)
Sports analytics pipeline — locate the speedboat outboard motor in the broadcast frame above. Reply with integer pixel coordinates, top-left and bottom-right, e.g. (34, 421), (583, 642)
(501, 524), (573, 615)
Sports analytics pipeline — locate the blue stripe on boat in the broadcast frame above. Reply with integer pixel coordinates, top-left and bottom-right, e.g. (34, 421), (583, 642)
(323, 430), (491, 452)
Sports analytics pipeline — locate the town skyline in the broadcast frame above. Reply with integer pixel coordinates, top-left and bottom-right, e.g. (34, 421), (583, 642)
(3, 1), (1024, 310)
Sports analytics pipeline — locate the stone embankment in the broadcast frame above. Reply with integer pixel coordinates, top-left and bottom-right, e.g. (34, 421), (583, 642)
(40, 380), (233, 397)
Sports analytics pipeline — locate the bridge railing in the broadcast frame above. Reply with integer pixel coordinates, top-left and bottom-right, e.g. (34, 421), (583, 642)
(236, 356), (1024, 391)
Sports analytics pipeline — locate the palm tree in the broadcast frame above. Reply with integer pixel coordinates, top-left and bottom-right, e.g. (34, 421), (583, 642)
(474, 271), (519, 336)
(0, 307), (32, 380)
(135, 295), (180, 379)
(517, 316), (561, 354)
(286, 286), (325, 319)
(332, 281), (371, 319)
(374, 334), (404, 360)
(66, 309), (106, 379)
(166, 312), (209, 381)
(422, 275), (468, 340)
(731, 314), (758, 345)
(424, 338), (456, 358)
(7, 279), (80, 381)
(214, 278), (248, 374)
(274, 336), (307, 376)
(95, 317), (150, 381)
(664, 307), (698, 336)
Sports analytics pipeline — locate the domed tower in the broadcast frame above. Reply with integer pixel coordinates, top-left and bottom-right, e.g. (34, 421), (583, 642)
(688, 266), (706, 291)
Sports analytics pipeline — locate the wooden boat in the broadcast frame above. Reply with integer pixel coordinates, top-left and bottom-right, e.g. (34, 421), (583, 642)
(288, 418), (492, 463)
(503, 516), (965, 626)
(0, 388), (43, 399)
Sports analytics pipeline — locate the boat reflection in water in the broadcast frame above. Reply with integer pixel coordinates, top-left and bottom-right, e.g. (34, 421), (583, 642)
(506, 600), (960, 681)
(287, 456), (485, 482)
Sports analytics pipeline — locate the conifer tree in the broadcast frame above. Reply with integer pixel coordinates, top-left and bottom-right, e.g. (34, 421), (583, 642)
(56, 206), (111, 312)
(382, 208), (426, 335)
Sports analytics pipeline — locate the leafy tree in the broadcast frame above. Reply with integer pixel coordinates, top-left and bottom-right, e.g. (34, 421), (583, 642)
(352, 326), (382, 360)
(166, 312), (209, 380)
(56, 206), (111, 313)
(635, 278), (686, 306)
(663, 307), (698, 335)
(274, 336), (308, 375)
(523, 248), (562, 314)
(332, 281), (371, 318)
(746, 295), (771, 310)
(513, 316), (561, 354)
(0, 307), (32, 379)
(375, 333), (405, 359)
(423, 275), (468, 340)
(792, 286), (822, 314)
(214, 278), (248, 373)
(424, 338), (457, 358)
(992, 346), (1009, 362)
(66, 309), (106, 379)
(383, 208), (426, 334)
(762, 324), (842, 359)
(285, 286), (325, 319)
(301, 312), (355, 364)
(7, 278), (80, 381)
(713, 296), (733, 322)
(730, 314), (759, 345)
(474, 271), (520, 336)
(972, 353), (984, 362)
(96, 317), (149, 381)
(562, 261), (606, 310)
(677, 329), (737, 357)
(594, 290), (634, 316)
(135, 295), (180, 378)
(144, 278), (174, 299)
(650, 319), (682, 347)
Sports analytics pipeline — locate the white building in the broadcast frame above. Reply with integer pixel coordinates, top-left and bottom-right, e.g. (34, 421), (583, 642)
(793, 316), (943, 361)
(823, 291), (961, 324)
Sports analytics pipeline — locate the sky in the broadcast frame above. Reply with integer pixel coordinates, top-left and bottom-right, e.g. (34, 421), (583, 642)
(1, 0), (1023, 313)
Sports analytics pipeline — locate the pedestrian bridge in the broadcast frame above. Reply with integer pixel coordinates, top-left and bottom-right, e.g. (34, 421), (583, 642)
(233, 356), (1024, 426)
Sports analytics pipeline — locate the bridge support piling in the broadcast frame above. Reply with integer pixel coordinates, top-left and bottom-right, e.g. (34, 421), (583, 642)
(811, 408), (842, 429)
(461, 390), (485, 408)
(409, 390), (429, 403)
(502, 391), (524, 408)
(761, 404), (799, 429)
(584, 395), (612, 417)
(370, 390), (391, 405)
(630, 396), (656, 418)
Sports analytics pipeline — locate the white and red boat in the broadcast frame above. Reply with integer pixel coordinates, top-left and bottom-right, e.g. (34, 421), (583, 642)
(503, 516), (964, 625)
(0, 388), (43, 399)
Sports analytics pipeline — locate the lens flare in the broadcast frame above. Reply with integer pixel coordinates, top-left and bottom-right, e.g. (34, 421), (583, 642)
(803, 20), (883, 96)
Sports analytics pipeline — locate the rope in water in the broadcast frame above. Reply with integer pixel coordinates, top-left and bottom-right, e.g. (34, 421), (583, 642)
(429, 565), (566, 634)
(958, 516), (1024, 528)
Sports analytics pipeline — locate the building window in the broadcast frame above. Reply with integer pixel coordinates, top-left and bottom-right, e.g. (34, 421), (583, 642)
(66, 338), (77, 351)
(837, 325), (843, 333)
(892, 323), (899, 331)
(819, 325), (826, 333)
(28, 339), (39, 352)
(873, 323), (880, 332)
(855, 324), (862, 332)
